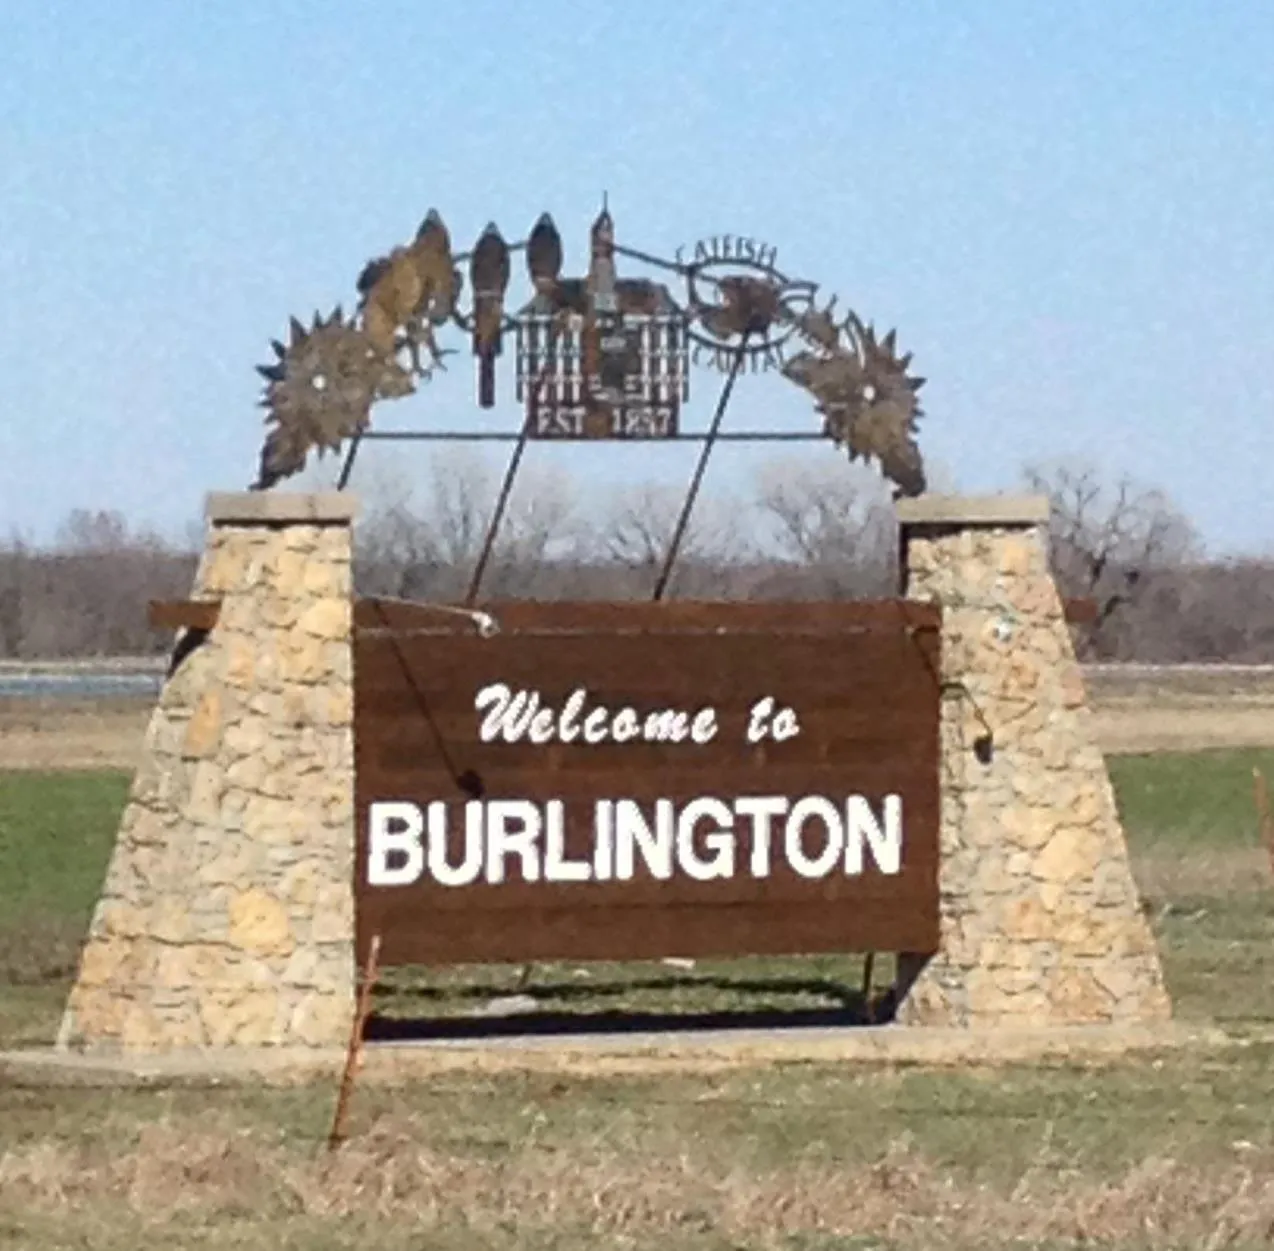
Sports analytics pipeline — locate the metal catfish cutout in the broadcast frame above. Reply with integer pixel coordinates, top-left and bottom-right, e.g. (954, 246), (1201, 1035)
(252, 203), (928, 498)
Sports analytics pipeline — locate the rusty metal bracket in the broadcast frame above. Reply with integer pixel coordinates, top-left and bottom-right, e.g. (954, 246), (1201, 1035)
(1063, 597), (1099, 624)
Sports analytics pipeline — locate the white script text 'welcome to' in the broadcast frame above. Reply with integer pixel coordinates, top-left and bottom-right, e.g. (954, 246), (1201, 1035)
(473, 685), (802, 746)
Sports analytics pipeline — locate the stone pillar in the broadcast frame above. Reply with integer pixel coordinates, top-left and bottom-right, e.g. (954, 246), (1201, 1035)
(58, 492), (358, 1052)
(892, 495), (1171, 1028)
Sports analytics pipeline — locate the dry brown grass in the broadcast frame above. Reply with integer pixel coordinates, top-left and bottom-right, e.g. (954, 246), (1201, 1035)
(1, 1108), (1273, 1249)
(1093, 703), (1274, 755)
(0, 697), (151, 771)
(1084, 668), (1274, 755)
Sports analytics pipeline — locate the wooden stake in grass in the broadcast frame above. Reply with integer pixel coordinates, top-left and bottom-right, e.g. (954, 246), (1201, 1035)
(327, 932), (381, 1153)
(1254, 767), (1274, 881)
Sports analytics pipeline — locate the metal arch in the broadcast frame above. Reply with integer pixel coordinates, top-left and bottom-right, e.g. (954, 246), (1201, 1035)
(259, 203), (928, 503)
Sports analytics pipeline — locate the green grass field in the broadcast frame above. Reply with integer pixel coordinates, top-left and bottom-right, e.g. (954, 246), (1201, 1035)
(1, 753), (1273, 1249)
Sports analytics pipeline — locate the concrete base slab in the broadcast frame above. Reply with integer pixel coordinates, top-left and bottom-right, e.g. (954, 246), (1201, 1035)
(1, 1021), (1232, 1088)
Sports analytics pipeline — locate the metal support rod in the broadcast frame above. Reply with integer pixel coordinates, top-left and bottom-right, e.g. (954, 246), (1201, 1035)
(651, 337), (750, 601)
(369, 599), (483, 797)
(336, 431), (364, 490)
(464, 421), (531, 607)
(326, 932), (381, 1152)
(463, 362), (556, 606)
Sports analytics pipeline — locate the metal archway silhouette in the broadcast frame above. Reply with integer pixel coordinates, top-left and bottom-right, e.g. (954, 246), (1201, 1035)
(253, 202), (928, 599)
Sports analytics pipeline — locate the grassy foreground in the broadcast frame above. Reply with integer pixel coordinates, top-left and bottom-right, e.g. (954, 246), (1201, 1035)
(1, 753), (1273, 1248)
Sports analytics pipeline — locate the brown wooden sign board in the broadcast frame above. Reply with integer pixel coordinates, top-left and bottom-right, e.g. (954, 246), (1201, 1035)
(353, 599), (942, 969)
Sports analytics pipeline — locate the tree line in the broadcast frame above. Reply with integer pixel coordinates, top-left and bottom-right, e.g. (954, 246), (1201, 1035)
(1, 453), (1270, 663)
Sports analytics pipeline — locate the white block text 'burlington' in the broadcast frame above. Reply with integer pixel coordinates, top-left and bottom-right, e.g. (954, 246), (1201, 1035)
(365, 794), (904, 888)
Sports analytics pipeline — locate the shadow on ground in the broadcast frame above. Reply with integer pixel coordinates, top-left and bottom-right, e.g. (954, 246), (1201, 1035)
(366, 971), (898, 1041)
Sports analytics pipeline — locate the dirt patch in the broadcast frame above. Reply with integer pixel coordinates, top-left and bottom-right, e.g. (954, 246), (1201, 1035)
(1081, 668), (1274, 753)
(0, 698), (151, 771)
(1092, 700), (1274, 754)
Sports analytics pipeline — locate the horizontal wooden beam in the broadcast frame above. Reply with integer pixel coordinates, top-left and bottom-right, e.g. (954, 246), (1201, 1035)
(147, 596), (1094, 633)
(354, 597), (943, 635)
(148, 599), (221, 631)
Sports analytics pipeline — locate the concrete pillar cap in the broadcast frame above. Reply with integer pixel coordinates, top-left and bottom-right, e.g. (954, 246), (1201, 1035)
(204, 491), (359, 524)
(896, 494), (1050, 527)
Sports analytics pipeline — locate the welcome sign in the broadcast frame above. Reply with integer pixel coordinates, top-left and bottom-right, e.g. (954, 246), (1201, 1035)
(353, 600), (941, 967)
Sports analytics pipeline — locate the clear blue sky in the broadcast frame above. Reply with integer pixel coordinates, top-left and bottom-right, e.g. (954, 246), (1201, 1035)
(3, 1), (1272, 553)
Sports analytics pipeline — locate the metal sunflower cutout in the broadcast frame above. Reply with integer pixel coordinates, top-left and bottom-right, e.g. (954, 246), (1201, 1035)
(253, 207), (459, 490)
(782, 307), (927, 498)
(254, 309), (413, 491)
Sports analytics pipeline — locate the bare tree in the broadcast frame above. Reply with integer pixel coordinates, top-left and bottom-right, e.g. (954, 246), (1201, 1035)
(1023, 459), (1200, 659)
(1126, 558), (1274, 663)
(750, 458), (897, 597)
(354, 448), (585, 600)
(56, 509), (135, 554)
(353, 486), (438, 600)
(0, 510), (195, 658)
(18, 451), (1274, 661)
(0, 532), (32, 657)
(589, 480), (753, 598)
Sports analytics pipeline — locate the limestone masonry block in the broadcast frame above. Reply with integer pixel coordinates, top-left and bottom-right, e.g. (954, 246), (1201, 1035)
(57, 494), (358, 1053)
(895, 497), (1171, 1027)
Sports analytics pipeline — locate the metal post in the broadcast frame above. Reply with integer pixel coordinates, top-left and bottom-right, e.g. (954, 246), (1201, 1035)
(463, 361), (556, 607)
(651, 336), (750, 601)
(336, 431), (364, 490)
